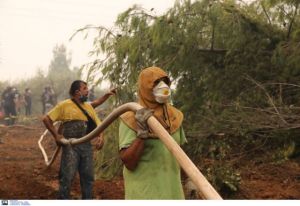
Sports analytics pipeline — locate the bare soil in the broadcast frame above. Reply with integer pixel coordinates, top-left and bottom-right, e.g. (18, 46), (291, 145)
(0, 120), (299, 199)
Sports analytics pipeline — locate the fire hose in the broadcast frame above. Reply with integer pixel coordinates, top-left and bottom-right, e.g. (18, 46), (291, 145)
(38, 102), (222, 200)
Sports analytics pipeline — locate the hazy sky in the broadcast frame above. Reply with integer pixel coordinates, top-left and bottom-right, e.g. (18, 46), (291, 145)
(0, 0), (175, 82)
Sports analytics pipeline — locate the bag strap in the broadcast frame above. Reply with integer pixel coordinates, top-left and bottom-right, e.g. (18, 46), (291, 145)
(71, 99), (95, 124)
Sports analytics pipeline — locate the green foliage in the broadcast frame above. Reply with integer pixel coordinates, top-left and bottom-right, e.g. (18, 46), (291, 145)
(183, 133), (241, 197)
(47, 44), (79, 101)
(77, 0), (300, 194)
(205, 164), (241, 197)
(94, 110), (123, 180)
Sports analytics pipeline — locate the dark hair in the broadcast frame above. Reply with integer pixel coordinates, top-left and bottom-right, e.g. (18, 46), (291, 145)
(69, 80), (87, 96)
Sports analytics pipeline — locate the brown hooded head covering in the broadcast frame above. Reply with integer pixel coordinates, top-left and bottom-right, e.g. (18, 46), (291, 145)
(120, 66), (183, 134)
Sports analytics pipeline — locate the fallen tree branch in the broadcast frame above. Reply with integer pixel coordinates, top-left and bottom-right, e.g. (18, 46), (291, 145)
(244, 75), (288, 125)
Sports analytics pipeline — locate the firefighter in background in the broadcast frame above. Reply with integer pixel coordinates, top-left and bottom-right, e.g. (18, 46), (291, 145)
(24, 88), (32, 116)
(1, 86), (18, 125)
(15, 89), (24, 115)
(41, 86), (56, 114)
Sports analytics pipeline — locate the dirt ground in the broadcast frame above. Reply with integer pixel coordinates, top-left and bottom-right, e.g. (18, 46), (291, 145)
(0, 120), (299, 200)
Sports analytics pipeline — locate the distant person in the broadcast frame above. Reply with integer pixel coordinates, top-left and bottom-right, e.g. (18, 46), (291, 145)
(41, 87), (48, 114)
(0, 89), (5, 120)
(2, 86), (18, 125)
(49, 86), (57, 104)
(42, 80), (104, 199)
(41, 86), (56, 114)
(0, 99), (4, 120)
(15, 89), (24, 115)
(24, 88), (32, 116)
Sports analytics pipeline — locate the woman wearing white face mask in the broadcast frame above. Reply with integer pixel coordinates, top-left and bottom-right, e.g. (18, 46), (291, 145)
(118, 67), (187, 199)
(153, 78), (171, 104)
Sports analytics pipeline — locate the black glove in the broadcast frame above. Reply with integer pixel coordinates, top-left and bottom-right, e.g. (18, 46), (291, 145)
(135, 108), (154, 139)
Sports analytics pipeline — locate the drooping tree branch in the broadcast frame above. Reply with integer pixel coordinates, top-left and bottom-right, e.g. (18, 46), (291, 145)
(261, 2), (272, 26)
(287, 3), (299, 39)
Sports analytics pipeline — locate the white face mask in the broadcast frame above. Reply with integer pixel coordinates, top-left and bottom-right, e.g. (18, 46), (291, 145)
(153, 81), (171, 104)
